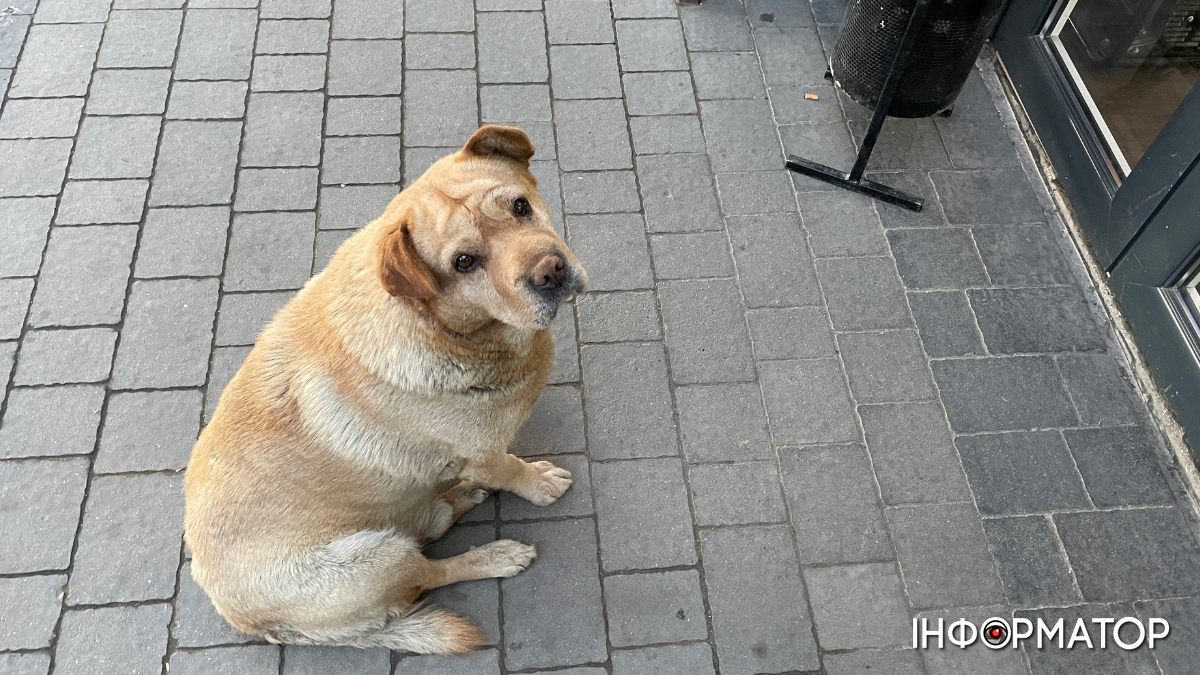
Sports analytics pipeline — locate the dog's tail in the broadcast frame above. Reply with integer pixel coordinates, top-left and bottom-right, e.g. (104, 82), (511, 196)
(347, 605), (485, 655)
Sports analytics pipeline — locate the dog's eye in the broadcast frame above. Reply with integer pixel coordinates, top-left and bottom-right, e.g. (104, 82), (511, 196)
(454, 254), (476, 273)
(512, 197), (531, 218)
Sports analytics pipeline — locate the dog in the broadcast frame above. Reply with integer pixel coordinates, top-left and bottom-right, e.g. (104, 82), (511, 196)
(183, 126), (587, 654)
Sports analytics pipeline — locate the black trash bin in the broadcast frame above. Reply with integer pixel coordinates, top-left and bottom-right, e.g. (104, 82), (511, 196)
(831, 0), (1006, 117)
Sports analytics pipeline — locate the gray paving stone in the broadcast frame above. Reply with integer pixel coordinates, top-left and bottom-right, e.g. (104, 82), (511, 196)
(700, 98), (783, 172)
(1134, 597), (1200, 675)
(326, 97), (402, 136)
(770, 84), (844, 123)
(0, 198), (54, 277)
(1016, 602), (1160, 675)
(561, 170), (642, 214)
(0, 653), (51, 675)
(546, 0), (614, 44)
(649, 232), (734, 279)
(566, 214), (653, 290)
(550, 44), (622, 100)
(55, 605), (172, 675)
(97, 390), (202, 473)
(318, 184), (396, 230)
(680, 0), (754, 51)
(622, 71), (696, 117)
(907, 290), (986, 357)
(251, 54), (327, 91)
(957, 430), (1090, 515)
(838, 329), (937, 403)
(0, 385), (104, 458)
(1056, 353), (1138, 426)
(499, 519), (606, 670)
(136, 206), (229, 278)
(394, 649), (499, 675)
(555, 98), (632, 171)
(188, 0), (258, 6)
(780, 123), (858, 186)
(97, 9), (180, 69)
(932, 356), (1079, 432)
(70, 473), (185, 603)
(0, 575), (65, 650)
(170, 646), (279, 675)
(630, 114), (706, 155)
(112, 278), (219, 389)
(887, 503), (1006, 609)
(14, 328), (116, 385)
(478, 12), (548, 84)
(235, 168), (319, 212)
(887, 228), (988, 289)
(313, 229), (355, 271)
(0, 278), (33, 339)
(405, 33), (475, 70)
(224, 213), (316, 291)
(0, 97), (83, 138)
(322, 136), (401, 184)
(727, 213), (823, 306)
(498, 453), (592, 520)
(29, 225), (136, 327)
(612, 0), (679, 18)
(549, 310), (580, 383)
(480, 85), (552, 123)
(510, 385), (586, 457)
(0, 457), (88, 572)
(0, 70), (9, 100)
(689, 461), (787, 525)
(779, 444), (891, 563)
(867, 170), (950, 228)
(932, 169), (1046, 225)
(746, 306), (836, 360)
(615, 18), (689, 71)
(692, 51), (766, 100)
(0, 138), (72, 196)
(406, 0), (472, 32)
(969, 287), (1106, 354)
(917, 604), (1029, 675)
(421, 525), (501, 646)
(983, 515), (1080, 608)
(70, 115), (161, 180)
(9, 24), (103, 98)
(604, 569), (708, 647)
(575, 291), (661, 342)
(805, 563), (911, 650)
(795, 191), (887, 259)
(637, 153), (722, 232)
(333, 0), (404, 37)
(205, 345), (251, 421)
(701, 525), (819, 675)
(593, 457), (695, 571)
(753, 25), (827, 85)
(403, 146), (457, 185)
(150, 121), (242, 205)
(243, 92), (324, 167)
(1065, 426), (1173, 508)
(824, 650), (924, 675)
(263, 0), (331, 18)
(0, 15), (29, 69)
(816, 256), (914, 330)
(403, 70), (478, 147)
(328, 40), (403, 95)
(714, 170), (796, 215)
(216, 291), (291, 346)
(971, 223), (1073, 286)
(612, 644), (715, 675)
(530, 160), (564, 231)
(859, 401), (972, 505)
(848, 117), (952, 170)
(56, 180), (148, 225)
(175, 8), (257, 80)
(676, 383), (772, 463)
(257, 19), (329, 54)
(762, 358), (858, 444)
(284, 646), (390, 675)
(936, 112), (1019, 169)
(658, 277), (755, 383)
(167, 81), (248, 120)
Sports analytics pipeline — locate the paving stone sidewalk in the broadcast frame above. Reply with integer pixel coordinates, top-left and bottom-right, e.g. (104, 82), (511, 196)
(2, 0), (1199, 674)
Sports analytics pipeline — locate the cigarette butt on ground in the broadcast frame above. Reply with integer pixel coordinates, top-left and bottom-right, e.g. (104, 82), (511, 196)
(805, 93), (819, 100)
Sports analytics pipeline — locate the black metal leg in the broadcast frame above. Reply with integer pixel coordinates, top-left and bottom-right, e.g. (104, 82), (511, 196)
(784, 0), (931, 212)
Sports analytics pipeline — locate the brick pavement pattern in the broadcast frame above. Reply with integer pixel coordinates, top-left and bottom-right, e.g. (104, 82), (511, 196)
(1, 0), (1199, 674)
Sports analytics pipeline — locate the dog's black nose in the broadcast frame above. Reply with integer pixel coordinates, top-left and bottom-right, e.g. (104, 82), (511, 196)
(531, 255), (567, 290)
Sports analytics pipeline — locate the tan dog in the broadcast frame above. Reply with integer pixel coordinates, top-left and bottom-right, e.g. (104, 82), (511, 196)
(184, 126), (586, 654)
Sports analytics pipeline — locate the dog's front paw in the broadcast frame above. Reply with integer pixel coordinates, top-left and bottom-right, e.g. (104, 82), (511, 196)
(475, 539), (537, 578)
(523, 460), (572, 506)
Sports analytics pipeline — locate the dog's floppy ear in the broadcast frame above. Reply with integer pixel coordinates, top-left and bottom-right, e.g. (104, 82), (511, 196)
(461, 125), (535, 166)
(377, 222), (439, 298)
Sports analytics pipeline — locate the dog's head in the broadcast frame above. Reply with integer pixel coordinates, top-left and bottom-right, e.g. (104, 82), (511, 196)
(375, 125), (587, 331)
